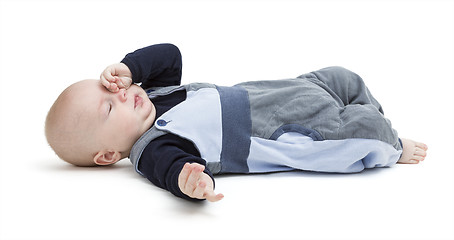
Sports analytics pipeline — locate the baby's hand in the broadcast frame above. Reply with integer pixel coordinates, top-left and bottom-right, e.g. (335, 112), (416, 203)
(100, 63), (132, 93)
(178, 163), (224, 202)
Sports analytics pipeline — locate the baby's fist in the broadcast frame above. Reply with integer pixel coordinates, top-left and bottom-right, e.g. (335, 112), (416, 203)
(100, 63), (132, 92)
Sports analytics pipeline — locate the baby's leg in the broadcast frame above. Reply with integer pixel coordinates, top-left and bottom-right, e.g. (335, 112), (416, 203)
(397, 138), (428, 164)
(338, 103), (402, 150)
(300, 66), (384, 113)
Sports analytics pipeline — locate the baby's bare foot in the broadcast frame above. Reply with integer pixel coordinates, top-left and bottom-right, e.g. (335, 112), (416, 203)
(398, 138), (428, 164)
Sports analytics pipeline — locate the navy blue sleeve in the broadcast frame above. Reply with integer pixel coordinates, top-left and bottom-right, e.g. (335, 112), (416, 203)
(120, 43), (182, 89)
(138, 134), (215, 201)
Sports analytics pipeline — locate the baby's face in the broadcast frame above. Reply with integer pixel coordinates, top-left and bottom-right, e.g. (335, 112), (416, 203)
(73, 80), (156, 156)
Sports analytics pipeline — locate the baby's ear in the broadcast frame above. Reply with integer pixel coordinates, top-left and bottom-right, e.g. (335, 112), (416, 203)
(94, 150), (121, 165)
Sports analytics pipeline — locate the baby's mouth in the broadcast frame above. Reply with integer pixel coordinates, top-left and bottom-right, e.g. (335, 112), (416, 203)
(134, 95), (143, 109)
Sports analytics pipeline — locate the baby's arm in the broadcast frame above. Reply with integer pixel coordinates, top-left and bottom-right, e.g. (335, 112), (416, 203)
(178, 163), (224, 202)
(100, 44), (182, 91)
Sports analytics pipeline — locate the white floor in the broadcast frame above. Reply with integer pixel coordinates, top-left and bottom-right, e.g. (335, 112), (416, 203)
(1, 1), (453, 240)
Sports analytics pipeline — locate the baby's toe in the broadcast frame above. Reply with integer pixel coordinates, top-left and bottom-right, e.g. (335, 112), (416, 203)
(411, 154), (425, 162)
(415, 142), (428, 151)
(415, 148), (427, 157)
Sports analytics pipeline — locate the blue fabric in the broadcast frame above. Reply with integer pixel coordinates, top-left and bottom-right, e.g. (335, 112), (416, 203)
(121, 43), (182, 88)
(248, 132), (402, 173)
(154, 88), (223, 165)
(269, 124), (324, 141)
(216, 86), (252, 173)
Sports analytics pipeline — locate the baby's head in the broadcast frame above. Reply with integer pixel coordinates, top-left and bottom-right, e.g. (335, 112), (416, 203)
(45, 79), (156, 167)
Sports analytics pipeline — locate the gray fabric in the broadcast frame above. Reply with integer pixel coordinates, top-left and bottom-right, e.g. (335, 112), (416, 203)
(238, 66), (401, 150)
(129, 126), (167, 176)
(306, 66), (384, 114)
(206, 162), (222, 174)
(145, 83), (216, 100)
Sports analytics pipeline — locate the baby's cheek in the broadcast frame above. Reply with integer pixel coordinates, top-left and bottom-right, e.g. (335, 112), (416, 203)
(121, 117), (140, 139)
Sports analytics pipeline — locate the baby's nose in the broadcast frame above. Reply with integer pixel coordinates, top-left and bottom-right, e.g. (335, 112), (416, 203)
(117, 89), (127, 103)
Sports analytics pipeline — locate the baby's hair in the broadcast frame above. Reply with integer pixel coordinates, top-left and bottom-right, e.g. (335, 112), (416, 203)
(45, 81), (97, 167)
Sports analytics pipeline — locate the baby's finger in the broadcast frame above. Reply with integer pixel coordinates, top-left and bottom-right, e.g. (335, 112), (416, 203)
(185, 165), (201, 193)
(191, 181), (206, 199)
(178, 163), (191, 191)
(205, 192), (224, 202)
(115, 77), (126, 89)
(108, 82), (119, 93)
(100, 74), (120, 92)
(101, 68), (115, 82)
(100, 75), (110, 87)
(100, 78), (112, 90)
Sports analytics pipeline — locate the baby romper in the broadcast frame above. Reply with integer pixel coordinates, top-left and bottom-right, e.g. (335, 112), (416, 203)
(129, 66), (402, 175)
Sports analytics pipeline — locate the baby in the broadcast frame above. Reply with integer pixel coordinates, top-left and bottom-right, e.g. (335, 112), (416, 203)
(45, 44), (427, 202)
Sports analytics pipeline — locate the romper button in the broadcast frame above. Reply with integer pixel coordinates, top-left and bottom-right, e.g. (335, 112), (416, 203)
(157, 120), (167, 126)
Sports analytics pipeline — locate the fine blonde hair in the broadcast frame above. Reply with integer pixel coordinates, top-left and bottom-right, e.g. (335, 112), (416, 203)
(45, 81), (97, 167)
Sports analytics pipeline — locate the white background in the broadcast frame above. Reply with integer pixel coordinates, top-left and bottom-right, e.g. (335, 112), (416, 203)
(1, 0), (453, 240)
